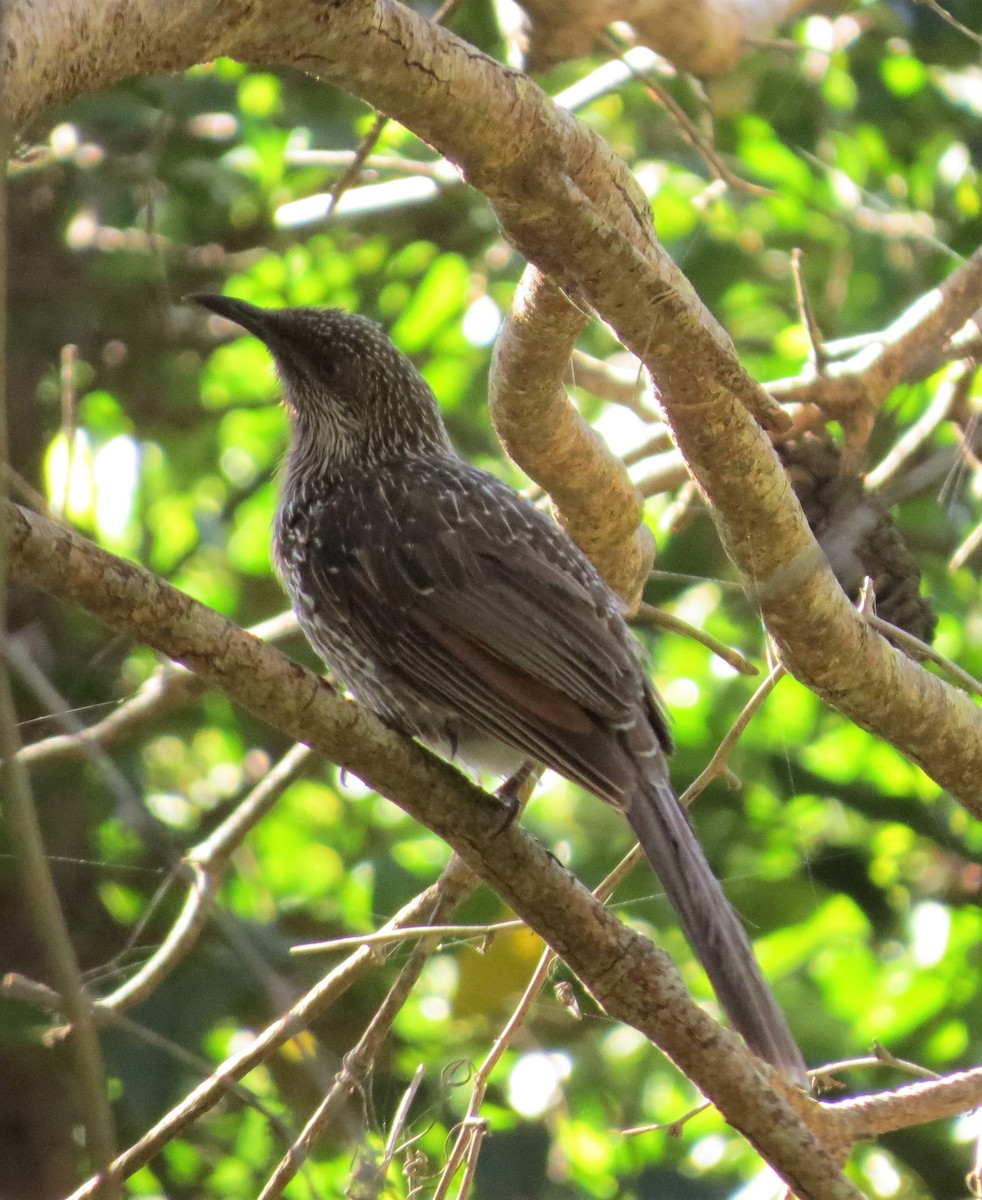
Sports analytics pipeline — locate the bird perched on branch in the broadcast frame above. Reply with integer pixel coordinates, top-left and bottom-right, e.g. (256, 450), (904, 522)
(190, 293), (806, 1083)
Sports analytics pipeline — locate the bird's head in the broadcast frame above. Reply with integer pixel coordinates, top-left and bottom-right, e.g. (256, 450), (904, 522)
(190, 294), (453, 469)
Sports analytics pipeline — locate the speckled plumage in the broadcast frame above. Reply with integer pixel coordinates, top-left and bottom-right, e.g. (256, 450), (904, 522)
(191, 294), (806, 1083)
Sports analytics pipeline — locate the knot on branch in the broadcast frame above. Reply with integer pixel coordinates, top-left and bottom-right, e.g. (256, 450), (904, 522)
(778, 434), (937, 646)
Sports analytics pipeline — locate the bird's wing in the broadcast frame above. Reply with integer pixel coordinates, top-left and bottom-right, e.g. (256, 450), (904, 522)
(305, 459), (668, 801)
(304, 460), (807, 1082)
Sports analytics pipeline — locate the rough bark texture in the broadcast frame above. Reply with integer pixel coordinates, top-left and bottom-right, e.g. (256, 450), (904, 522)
(4, 498), (858, 1200)
(519, 0), (814, 73)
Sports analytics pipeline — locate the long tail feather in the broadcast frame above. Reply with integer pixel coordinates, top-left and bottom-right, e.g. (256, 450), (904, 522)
(625, 763), (807, 1084)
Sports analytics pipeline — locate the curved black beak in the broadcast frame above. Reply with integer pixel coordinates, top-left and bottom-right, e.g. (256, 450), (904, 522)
(187, 293), (277, 339)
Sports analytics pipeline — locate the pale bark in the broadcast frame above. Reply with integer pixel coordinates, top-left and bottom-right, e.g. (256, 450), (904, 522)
(6, 0), (982, 850)
(4, 498), (858, 1200)
(519, 0), (815, 73)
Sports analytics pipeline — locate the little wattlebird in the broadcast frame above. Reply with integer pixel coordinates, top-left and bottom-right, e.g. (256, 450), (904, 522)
(190, 293), (806, 1083)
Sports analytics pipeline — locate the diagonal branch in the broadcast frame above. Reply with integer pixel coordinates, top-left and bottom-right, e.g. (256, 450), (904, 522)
(4, 497), (856, 1200)
(12, 2), (980, 806)
(489, 267), (654, 607)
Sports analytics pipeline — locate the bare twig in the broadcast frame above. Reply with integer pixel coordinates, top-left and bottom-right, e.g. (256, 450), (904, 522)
(324, 112), (388, 219)
(626, 1044), (942, 1139)
(913, 0), (982, 47)
(286, 149), (455, 178)
(291, 917), (522, 956)
(66, 858), (479, 1198)
(866, 613), (982, 701)
(866, 361), (977, 491)
(55, 342), (78, 519)
(791, 248), (828, 374)
(256, 865), (467, 1200)
(432, 943), (555, 1200)
(767, 248), (982, 420)
(623, 1098), (710, 1137)
(678, 665), (787, 807)
(97, 743), (314, 1013)
(602, 31), (774, 198)
(814, 1045), (941, 1086)
(568, 348), (662, 423)
(10, 608), (297, 769)
(0, 122), (118, 1185)
(634, 452), (689, 497)
(2, 635), (166, 853)
(950, 517), (982, 572)
(376, 1063), (427, 1186)
(633, 603), (759, 676)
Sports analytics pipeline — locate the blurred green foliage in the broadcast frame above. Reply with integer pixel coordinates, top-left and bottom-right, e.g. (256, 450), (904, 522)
(6, 3), (982, 1197)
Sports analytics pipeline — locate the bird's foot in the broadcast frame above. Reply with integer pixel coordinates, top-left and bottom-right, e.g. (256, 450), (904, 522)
(493, 759), (540, 834)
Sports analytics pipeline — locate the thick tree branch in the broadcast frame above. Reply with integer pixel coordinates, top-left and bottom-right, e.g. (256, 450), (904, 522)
(518, 0), (814, 75)
(5, 0), (982, 859)
(489, 267), (654, 607)
(268, 3), (982, 810)
(825, 1066), (982, 1141)
(3, 498), (857, 1200)
(768, 257), (982, 422)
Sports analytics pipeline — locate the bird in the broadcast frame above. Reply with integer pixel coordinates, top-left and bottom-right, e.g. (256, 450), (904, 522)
(190, 293), (807, 1083)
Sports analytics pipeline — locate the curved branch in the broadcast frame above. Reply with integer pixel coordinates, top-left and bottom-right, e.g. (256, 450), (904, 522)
(4, 498), (857, 1200)
(489, 267), (654, 606)
(824, 1066), (982, 1141)
(768, 258), (982, 421)
(519, 0), (814, 75)
(266, 2), (982, 808)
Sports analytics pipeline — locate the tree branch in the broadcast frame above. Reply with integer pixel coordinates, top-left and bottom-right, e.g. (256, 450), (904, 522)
(489, 266), (654, 607)
(825, 1066), (982, 1141)
(15, 3), (980, 810)
(518, 0), (814, 75)
(4, 498), (857, 1200)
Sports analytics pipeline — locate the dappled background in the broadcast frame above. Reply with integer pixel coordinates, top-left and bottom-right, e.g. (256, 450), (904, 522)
(5, 2), (982, 1196)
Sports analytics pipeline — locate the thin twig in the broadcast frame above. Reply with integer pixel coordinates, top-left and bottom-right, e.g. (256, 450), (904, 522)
(950, 516), (982, 572)
(377, 1063), (427, 1185)
(568, 349), (662, 423)
(256, 864), (468, 1199)
(621, 427), (674, 467)
(601, 31), (774, 198)
(66, 857), (479, 1198)
(0, 121), (118, 1185)
(623, 1047), (941, 1139)
(3, 635), (168, 855)
(2, 462), (54, 515)
(324, 112), (389, 219)
(866, 361), (977, 491)
(791, 248), (828, 373)
(56, 343), (77, 519)
(291, 917), (522, 956)
(431, 943), (555, 1200)
(913, 0), (982, 47)
(633, 603), (758, 676)
(767, 246), (982, 419)
(814, 1045), (940, 1084)
(97, 743), (313, 1013)
(10, 608), (298, 768)
(678, 664), (787, 807)
(286, 149), (458, 179)
(865, 613), (982, 700)
(623, 1097), (710, 1137)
